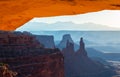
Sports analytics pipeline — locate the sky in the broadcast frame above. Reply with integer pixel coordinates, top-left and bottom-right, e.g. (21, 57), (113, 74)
(16, 10), (120, 31)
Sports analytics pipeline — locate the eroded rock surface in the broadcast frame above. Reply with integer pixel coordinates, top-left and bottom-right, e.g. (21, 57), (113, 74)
(0, 0), (120, 30)
(0, 31), (64, 77)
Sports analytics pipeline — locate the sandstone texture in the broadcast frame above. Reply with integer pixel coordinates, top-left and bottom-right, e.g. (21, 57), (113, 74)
(0, 31), (64, 77)
(0, 0), (120, 30)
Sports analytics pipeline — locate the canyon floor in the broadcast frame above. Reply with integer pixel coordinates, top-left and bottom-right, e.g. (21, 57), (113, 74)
(108, 61), (120, 77)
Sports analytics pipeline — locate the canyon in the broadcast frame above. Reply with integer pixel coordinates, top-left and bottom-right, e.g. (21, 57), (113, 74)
(36, 33), (115, 77)
(0, 31), (64, 77)
(0, 31), (118, 77)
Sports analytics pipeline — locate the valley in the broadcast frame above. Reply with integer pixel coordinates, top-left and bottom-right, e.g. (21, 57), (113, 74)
(109, 61), (120, 77)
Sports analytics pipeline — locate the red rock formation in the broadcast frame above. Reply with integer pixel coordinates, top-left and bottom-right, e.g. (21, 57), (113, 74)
(0, 51), (64, 77)
(0, 64), (17, 77)
(0, 31), (64, 77)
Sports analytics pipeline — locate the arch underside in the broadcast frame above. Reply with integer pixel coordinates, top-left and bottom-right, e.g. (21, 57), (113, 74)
(0, 0), (120, 30)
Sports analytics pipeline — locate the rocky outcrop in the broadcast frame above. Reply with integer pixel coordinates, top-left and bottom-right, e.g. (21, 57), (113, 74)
(0, 50), (64, 77)
(57, 34), (73, 50)
(0, 31), (42, 58)
(76, 37), (87, 56)
(62, 40), (74, 59)
(0, 31), (64, 77)
(0, 64), (17, 77)
(62, 37), (115, 77)
(57, 34), (79, 50)
(35, 35), (55, 48)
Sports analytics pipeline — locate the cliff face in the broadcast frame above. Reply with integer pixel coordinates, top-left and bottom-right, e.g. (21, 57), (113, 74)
(0, 51), (64, 77)
(0, 31), (64, 77)
(35, 35), (55, 48)
(62, 37), (115, 77)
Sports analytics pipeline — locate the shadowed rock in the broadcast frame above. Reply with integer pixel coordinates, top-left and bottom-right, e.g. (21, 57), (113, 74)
(57, 34), (79, 50)
(0, 31), (64, 77)
(35, 35), (55, 48)
(62, 37), (115, 77)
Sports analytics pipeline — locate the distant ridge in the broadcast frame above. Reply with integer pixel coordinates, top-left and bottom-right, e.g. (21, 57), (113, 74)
(16, 22), (120, 31)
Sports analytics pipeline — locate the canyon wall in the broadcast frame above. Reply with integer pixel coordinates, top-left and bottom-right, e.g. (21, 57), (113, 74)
(0, 31), (64, 77)
(0, 50), (64, 77)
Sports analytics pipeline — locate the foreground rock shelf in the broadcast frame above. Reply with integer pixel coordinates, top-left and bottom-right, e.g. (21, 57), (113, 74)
(0, 51), (64, 77)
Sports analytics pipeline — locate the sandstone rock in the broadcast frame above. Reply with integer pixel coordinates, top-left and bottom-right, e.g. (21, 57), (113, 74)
(0, 31), (64, 77)
(0, 64), (17, 77)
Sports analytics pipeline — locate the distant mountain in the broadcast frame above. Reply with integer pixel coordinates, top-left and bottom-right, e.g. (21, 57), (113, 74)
(16, 22), (119, 31)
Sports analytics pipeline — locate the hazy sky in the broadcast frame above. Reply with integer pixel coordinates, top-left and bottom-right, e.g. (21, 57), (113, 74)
(17, 10), (120, 31)
(31, 10), (120, 28)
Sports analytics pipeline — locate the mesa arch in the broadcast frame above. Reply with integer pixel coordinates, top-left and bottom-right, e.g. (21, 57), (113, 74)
(0, 0), (120, 30)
